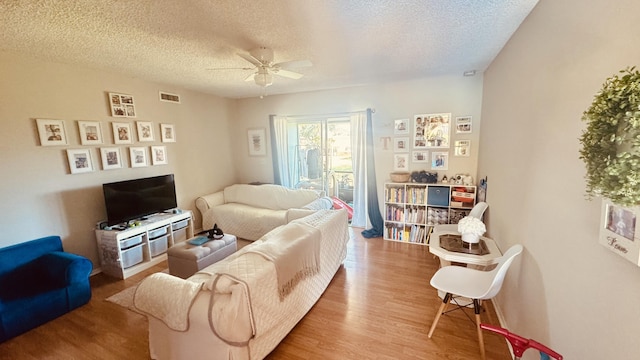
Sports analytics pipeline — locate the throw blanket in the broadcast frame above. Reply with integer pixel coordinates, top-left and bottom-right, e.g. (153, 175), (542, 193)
(133, 273), (204, 331)
(246, 222), (321, 300)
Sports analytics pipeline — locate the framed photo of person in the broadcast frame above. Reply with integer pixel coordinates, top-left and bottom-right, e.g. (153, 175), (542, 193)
(129, 147), (148, 167)
(100, 147), (122, 170)
(393, 137), (409, 152)
(431, 151), (449, 170)
(412, 150), (429, 163)
(454, 140), (471, 157)
(136, 121), (154, 142)
(77, 121), (103, 145)
(394, 118), (410, 135)
(151, 146), (168, 165)
(456, 116), (472, 134)
(160, 123), (176, 142)
(424, 113), (451, 148)
(109, 92), (136, 118)
(67, 149), (94, 174)
(112, 122), (133, 144)
(36, 118), (68, 146)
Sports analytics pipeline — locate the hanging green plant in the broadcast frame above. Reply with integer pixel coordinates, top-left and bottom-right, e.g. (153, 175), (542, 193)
(579, 67), (640, 206)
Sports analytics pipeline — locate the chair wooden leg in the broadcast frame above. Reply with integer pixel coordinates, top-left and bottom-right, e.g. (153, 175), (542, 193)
(428, 293), (451, 338)
(473, 299), (486, 360)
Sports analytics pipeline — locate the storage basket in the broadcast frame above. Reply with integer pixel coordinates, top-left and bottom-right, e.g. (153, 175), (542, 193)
(121, 244), (144, 268)
(149, 235), (168, 257)
(390, 172), (411, 183)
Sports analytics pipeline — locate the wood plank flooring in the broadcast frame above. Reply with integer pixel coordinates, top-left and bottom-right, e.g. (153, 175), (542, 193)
(0, 229), (512, 359)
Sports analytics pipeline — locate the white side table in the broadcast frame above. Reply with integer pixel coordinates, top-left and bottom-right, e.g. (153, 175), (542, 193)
(429, 233), (502, 269)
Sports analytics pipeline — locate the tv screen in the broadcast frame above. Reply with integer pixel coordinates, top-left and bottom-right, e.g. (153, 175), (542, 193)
(103, 174), (177, 226)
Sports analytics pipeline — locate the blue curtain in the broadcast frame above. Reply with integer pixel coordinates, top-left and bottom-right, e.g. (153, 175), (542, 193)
(361, 109), (384, 238)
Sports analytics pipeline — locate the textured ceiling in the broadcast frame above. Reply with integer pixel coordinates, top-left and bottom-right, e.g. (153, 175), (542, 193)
(0, 0), (538, 99)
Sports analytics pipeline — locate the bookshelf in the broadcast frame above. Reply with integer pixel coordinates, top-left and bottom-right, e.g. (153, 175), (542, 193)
(383, 183), (476, 245)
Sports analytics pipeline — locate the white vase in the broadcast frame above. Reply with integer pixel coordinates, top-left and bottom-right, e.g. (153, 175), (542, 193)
(461, 233), (480, 244)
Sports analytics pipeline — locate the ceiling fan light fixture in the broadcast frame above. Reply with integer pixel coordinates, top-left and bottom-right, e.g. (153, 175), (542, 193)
(254, 70), (273, 87)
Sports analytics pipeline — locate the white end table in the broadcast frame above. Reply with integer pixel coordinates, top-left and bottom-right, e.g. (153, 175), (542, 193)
(429, 232), (502, 269)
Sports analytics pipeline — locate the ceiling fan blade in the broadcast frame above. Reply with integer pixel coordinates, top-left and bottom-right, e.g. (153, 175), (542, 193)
(206, 67), (254, 71)
(272, 68), (304, 79)
(237, 52), (263, 67)
(273, 59), (312, 69)
(244, 73), (256, 82)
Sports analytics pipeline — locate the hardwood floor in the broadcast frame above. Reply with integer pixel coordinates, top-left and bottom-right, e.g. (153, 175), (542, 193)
(0, 229), (512, 360)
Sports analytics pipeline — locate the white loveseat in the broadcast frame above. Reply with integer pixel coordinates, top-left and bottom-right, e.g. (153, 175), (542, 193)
(133, 209), (350, 360)
(195, 184), (332, 241)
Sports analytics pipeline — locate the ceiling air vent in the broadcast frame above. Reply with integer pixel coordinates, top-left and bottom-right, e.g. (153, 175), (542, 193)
(159, 91), (181, 104)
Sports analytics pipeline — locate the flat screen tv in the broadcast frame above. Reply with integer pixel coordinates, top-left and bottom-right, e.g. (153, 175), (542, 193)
(103, 174), (177, 226)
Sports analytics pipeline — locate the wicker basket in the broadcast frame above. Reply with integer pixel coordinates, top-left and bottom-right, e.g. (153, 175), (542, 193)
(390, 172), (411, 183)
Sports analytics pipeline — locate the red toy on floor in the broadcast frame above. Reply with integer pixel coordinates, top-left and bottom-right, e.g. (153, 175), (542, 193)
(331, 196), (353, 220)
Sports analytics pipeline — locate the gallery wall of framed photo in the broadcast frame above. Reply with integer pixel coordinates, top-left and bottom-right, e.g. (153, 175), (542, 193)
(35, 91), (179, 175)
(392, 113), (474, 173)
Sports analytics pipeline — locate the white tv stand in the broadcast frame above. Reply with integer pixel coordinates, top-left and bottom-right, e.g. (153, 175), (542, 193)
(95, 210), (194, 279)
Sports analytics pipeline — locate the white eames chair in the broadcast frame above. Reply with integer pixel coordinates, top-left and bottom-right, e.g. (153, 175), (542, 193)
(427, 244), (523, 360)
(431, 202), (489, 236)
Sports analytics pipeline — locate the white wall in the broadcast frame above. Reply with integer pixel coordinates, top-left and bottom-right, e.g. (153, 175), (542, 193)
(233, 75), (484, 203)
(0, 51), (237, 268)
(480, 0), (640, 358)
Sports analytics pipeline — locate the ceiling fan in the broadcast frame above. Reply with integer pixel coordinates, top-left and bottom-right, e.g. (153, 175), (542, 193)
(212, 47), (312, 87)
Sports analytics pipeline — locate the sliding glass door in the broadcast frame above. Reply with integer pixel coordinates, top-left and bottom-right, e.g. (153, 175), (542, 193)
(293, 118), (353, 207)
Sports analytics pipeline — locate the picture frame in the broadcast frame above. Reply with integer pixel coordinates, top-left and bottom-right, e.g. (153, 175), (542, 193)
(393, 153), (409, 172)
(247, 128), (267, 156)
(136, 121), (154, 142)
(36, 118), (68, 146)
(393, 118), (410, 135)
(423, 113), (452, 148)
(108, 92), (136, 118)
(112, 122), (133, 144)
(431, 151), (449, 171)
(454, 140), (471, 157)
(160, 123), (176, 142)
(67, 149), (94, 174)
(456, 116), (472, 134)
(100, 147), (122, 170)
(412, 150), (429, 163)
(393, 137), (409, 152)
(129, 147), (148, 167)
(151, 145), (168, 165)
(77, 120), (103, 145)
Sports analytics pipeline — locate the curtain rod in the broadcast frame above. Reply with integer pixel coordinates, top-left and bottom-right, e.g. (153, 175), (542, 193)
(271, 108), (374, 120)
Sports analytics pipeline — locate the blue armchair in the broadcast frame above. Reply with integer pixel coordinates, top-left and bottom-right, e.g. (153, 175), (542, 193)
(0, 236), (92, 342)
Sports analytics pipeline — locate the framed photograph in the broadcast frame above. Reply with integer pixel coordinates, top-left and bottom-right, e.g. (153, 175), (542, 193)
(151, 146), (168, 165)
(393, 118), (410, 135)
(160, 123), (176, 142)
(454, 140), (471, 157)
(456, 116), (472, 134)
(36, 118), (68, 146)
(247, 128), (267, 156)
(100, 147), (122, 170)
(129, 147), (148, 167)
(413, 115), (427, 149)
(412, 150), (429, 163)
(393, 137), (409, 152)
(136, 121), (154, 142)
(66, 149), (94, 174)
(109, 92), (136, 118)
(393, 153), (409, 172)
(77, 120), (103, 145)
(112, 122), (133, 144)
(424, 113), (451, 148)
(431, 151), (449, 171)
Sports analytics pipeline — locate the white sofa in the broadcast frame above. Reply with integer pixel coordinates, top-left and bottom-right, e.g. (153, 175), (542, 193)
(133, 209), (350, 360)
(195, 184), (332, 241)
